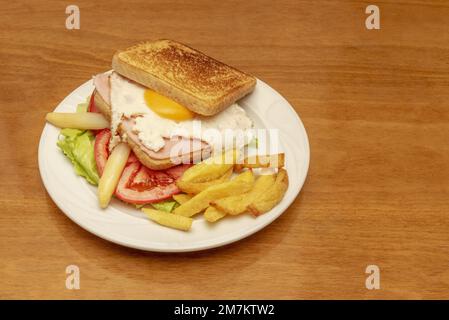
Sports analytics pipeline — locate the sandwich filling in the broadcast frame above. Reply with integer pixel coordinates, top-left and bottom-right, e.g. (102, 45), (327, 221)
(94, 72), (254, 159)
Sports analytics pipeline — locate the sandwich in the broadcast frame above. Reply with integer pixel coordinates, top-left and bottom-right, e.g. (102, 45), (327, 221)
(92, 39), (256, 170)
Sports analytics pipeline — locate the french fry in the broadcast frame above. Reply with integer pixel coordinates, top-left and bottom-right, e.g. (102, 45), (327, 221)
(172, 193), (193, 204)
(211, 173), (276, 215)
(247, 169), (289, 216)
(174, 170), (254, 217)
(176, 169), (232, 194)
(180, 149), (237, 183)
(204, 206), (226, 223)
(235, 153), (285, 172)
(98, 143), (131, 208)
(142, 208), (192, 231)
(46, 112), (109, 130)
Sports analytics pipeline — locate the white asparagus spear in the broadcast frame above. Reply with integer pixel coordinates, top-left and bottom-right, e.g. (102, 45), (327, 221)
(142, 208), (193, 231)
(46, 112), (109, 130)
(98, 143), (131, 208)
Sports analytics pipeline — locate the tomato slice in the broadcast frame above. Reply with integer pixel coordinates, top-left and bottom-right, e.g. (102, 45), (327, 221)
(94, 129), (111, 177)
(88, 90), (101, 113)
(131, 166), (175, 191)
(127, 152), (139, 164)
(95, 129), (139, 176)
(94, 128), (188, 204)
(165, 164), (192, 180)
(115, 162), (184, 204)
(88, 90), (102, 135)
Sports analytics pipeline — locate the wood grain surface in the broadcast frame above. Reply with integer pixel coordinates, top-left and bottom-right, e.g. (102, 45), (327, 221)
(1, 0), (449, 299)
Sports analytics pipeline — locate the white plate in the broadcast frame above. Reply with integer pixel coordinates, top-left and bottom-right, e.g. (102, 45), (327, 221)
(38, 78), (310, 252)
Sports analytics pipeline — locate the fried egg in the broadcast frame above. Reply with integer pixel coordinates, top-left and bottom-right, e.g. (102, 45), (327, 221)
(110, 72), (253, 152)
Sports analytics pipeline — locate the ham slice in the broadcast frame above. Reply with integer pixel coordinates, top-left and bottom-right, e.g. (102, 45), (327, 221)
(120, 118), (210, 160)
(93, 73), (111, 105)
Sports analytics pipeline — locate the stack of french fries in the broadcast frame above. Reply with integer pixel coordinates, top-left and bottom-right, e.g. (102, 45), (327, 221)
(142, 150), (288, 231)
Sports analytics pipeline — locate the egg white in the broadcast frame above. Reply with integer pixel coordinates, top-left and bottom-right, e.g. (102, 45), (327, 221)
(110, 72), (254, 152)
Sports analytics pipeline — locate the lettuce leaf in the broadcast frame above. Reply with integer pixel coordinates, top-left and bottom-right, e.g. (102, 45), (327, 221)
(151, 200), (178, 213)
(135, 200), (179, 212)
(57, 129), (99, 185)
(56, 101), (99, 185)
(76, 102), (89, 113)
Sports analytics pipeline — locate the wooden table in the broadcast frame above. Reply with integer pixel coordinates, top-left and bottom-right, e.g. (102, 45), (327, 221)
(1, 0), (449, 299)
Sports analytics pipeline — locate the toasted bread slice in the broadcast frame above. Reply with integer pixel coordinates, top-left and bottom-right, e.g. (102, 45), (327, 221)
(112, 39), (256, 116)
(125, 135), (179, 170)
(93, 91), (210, 170)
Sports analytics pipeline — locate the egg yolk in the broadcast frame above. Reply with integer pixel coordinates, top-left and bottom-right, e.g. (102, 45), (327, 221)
(144, 89), (194, 121)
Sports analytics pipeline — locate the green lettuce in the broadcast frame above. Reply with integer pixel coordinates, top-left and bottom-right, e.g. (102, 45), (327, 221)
(56, 102), (99, 185)
(151, 200), (178, 213)
(76, 102), (89, 113)
(57, 129), (99, 185)
(136, 200), (178, 212)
